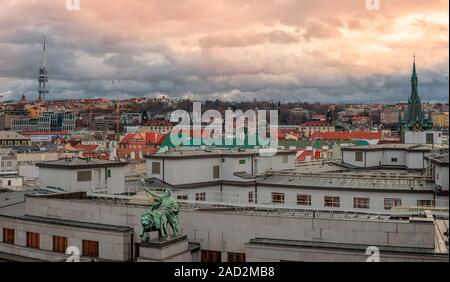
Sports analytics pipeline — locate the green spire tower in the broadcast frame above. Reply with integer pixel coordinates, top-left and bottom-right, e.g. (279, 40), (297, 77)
(398, 55), (433, 136)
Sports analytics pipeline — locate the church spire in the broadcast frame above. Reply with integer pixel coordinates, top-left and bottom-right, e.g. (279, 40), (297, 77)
(411, 53), (418, 88)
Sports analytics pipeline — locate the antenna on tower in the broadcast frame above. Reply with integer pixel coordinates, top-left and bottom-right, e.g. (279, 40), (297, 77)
(38, 34), (49, 102)
(42, 35), (47, 68)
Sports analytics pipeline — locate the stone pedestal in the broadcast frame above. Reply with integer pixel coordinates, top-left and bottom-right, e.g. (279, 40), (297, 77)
(137, 235), (192, 262)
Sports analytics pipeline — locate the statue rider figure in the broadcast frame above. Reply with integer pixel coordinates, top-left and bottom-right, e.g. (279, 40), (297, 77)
(142, 187), (180, 239)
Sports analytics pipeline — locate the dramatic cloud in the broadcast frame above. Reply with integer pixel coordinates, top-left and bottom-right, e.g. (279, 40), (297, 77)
(0, 0), (448, 103)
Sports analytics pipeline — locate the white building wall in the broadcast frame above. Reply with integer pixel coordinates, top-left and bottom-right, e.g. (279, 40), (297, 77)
(435, 165), (449, 191)
(18, 164), (39, 179)
(255, 154), (295, 174)
(39, 166), (125, 194)
(405, 131), (443, 145)
(221, 185), (255, 203)
(39, 168), (74, 191)
(0, 177), (23, 189)
(255, 186), (435, 213)
(382, 151), (406, 167)
(342, 151), (363, 167)
(146, 153), (296, 184)
(366, 151), (382, 167)
(107, 167), (126, 194)
(147, 158), (223, 185)
(222, 157), (253, 181)
(406, 152), (424, 169)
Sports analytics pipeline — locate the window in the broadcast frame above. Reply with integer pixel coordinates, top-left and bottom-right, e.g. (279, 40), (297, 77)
(426, 133), (434, 144)
(417, 200), (434, 207)
(107, 169), (112, 178)
(355, 152), (363, 162)
(324, 196), (340, 207)
(26, 232), (40, 249)
(228, 252), (246, 262)
(391, 158), (398, 163)
(177, 195), (188, 200)
(213, 166), (220, 179)
(297, 194), (312, 206)
(53, 236), (68, 253)
(282, 155), (289, 164)
(195, 192), (206, 201)
(239, 159), (246, 165)
(7, 180), (11, 186)
(271, 192), (285, 204)
(3, 228), (14, 244)
(82, 240), (99, 258)
(201, 250), (221, 262)
(152, 162), (161, 174)
(384, 198), (402, 210)
(248, 191), (254, 203)
(353, 198), (370, 209)
(77, 170), (92, 182)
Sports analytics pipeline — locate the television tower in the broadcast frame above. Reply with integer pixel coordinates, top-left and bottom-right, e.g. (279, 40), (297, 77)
(37, 35), (49, 102)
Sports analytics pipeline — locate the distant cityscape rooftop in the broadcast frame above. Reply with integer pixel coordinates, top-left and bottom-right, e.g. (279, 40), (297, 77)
(0, 131), (29, 140)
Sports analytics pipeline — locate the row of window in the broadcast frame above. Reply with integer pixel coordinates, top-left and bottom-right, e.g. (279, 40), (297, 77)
(178, 192), (434, 210)
(0, 140), (30, 146)
(2, 228), (99, 257)
(270, 193), (433, 209)
(1, 161), (14, 167)
(201, 250), (245, 262)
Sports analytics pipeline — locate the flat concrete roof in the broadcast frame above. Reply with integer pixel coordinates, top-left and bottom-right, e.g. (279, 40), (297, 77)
(145, 148), (295, 160)
(36, 158), (127, 169)
(0, 214), (133, 233)
(247, 237), (439, 255)
(341, 144), (432, 152)
(425, 153), (449, 167)
(257, 174), (434, 193)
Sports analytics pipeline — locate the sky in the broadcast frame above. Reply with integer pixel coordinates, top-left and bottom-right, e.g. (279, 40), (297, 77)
(0, 0), (448, 103)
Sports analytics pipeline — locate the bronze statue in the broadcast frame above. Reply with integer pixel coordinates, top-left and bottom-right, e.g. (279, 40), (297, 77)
(140, 187), (180, 241)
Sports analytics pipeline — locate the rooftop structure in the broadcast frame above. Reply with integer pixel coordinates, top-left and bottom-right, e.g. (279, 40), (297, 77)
(36, 158), (127, 194)
(36, 158), (126, 169)
(0, 191), (447, 262)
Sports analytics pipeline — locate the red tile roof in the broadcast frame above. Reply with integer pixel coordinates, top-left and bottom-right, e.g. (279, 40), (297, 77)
(310, 131), (382, 140)
(116, 147), (159, 160)
(120, 132), (167, 145)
